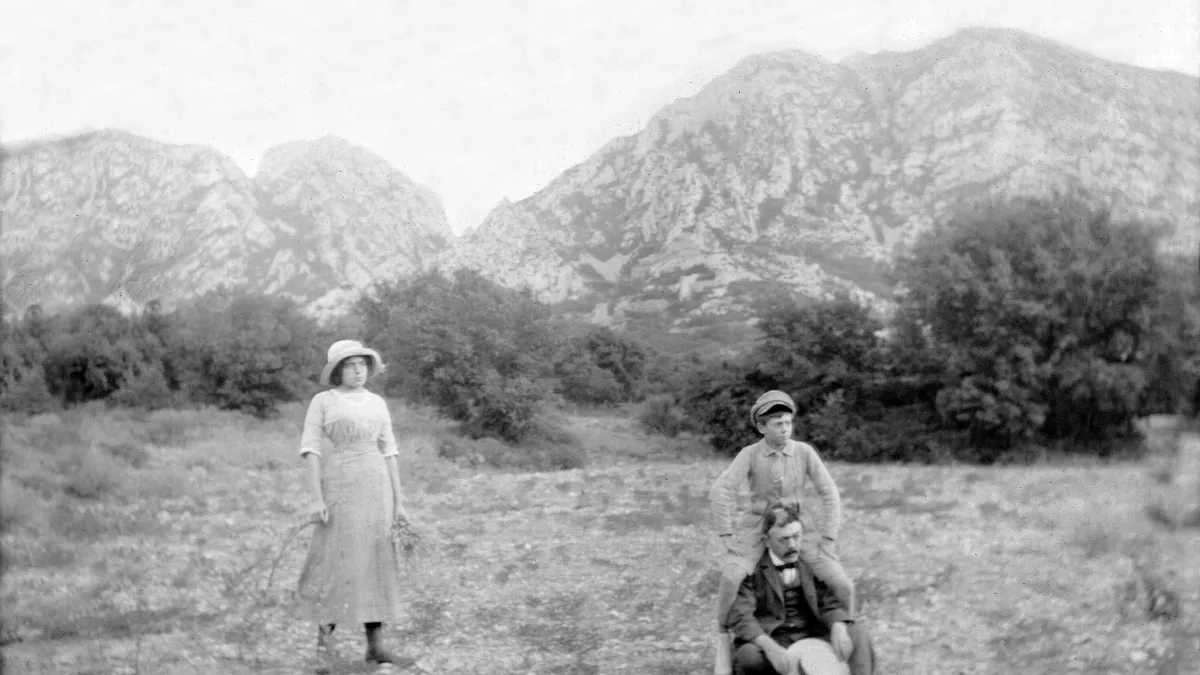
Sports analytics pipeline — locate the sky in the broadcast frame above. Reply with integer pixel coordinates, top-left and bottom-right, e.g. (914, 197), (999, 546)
(3, 0), (1198, 235)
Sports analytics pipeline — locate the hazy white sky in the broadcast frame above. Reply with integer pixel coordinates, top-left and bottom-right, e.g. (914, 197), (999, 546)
(3, 0), (1198, 234)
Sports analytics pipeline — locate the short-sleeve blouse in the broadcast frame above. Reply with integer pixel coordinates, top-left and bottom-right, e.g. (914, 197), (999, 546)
(299, 389), (398, 458)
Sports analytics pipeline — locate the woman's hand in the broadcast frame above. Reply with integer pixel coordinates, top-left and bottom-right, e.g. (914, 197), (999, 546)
(310, 498), (329, 524)
(394, 500), (410, 524)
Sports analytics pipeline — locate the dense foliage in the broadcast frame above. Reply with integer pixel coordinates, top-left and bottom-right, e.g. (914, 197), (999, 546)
(668, 196), (1199, 462)
(2, 291), (325, 418)
(4, 195), (1195, 462)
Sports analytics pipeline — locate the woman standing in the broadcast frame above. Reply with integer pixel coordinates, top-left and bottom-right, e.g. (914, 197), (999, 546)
(297, 340), (411, 673)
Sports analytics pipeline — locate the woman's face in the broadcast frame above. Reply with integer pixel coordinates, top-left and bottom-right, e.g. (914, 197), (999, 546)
(339, 356), (370, 388)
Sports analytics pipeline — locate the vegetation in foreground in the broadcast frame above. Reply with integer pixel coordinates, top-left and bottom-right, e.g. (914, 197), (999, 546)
(1, 403), (1196, 675)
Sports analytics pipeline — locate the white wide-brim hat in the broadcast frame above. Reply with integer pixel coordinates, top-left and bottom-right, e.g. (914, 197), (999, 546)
(319, 340), (385, 386)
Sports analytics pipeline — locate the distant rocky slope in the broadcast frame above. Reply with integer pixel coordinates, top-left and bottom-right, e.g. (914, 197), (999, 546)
(3, 28), (1196, 328)
(438, 27), (1199, 328)
(1, 131), (449, 315)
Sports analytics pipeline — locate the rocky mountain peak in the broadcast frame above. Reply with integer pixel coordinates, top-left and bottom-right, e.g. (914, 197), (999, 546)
(439, 28), (1198, 330)
(2, 130), (452, 317)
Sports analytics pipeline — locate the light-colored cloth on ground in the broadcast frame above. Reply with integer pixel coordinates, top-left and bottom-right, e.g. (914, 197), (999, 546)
(296, 389), (404, 625)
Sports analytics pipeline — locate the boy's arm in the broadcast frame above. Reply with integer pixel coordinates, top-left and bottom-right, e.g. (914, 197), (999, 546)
(803, 444), (843, 542)
(709, 448), (753, 535)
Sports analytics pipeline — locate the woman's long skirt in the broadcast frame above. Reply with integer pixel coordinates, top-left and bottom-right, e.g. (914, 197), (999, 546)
(297, 442), (403, 624)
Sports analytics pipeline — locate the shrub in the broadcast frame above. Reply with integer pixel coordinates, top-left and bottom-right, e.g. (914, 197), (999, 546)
(169, 290), (322, 418)
(59, 445), (125, 500)
(436, 420), (586, 472)
(40, 304), (162, 405)
(556, 357), (626, 406)
(0, 477), (45, 532)
(0, 367), (58, 415)
(107, 364), (175, 411)
(897, 194), (1168, 446)
(554, 326), (648, 404)
(359, 270), (560, 443)
(136, 410), (193, 448)
(680, 359), (781, 454)
(99, 441), (151, 469)
(638, 396), (687, 438)
(24, 413), (83, 454)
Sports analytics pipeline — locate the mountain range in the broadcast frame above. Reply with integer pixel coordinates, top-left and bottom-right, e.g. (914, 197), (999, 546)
(2, 27), (1197, 328)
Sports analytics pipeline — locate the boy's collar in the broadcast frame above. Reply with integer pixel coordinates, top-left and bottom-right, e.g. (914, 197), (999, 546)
(762, 440), (794, 456)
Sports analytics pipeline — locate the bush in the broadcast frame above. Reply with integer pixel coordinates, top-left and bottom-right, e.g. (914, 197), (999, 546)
(0, 478), (45, 532)
(107, 364), (175, 411)
(169, 290), (322, 417)
(681, 359), (778, 453)
(59, 445), (125, 500)
(436, 417), (586, 472)
(359, 270), (560, 443)
(898, 194), (1168, 446)
(555, 327), (648, 404)
(638, 396), (687, 437)
(99, 441), (151, 469)
(0, 367), (58, 415)
(40, 304), (164, 405)
(556, 357), (627, 406)
(135, 410), (193, 448)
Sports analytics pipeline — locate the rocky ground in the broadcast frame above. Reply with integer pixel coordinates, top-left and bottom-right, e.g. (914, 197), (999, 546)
(1, 404), (1196, 674)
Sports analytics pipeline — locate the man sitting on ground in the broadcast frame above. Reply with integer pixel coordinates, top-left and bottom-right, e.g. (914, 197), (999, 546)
(727, 502), (876, 675)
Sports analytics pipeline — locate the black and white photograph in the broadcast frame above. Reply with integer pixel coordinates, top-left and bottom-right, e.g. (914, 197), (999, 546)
(1, 1), (1198, 673)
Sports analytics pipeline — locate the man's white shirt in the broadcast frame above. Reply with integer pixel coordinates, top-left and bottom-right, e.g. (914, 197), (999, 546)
(768, 549), (799, 587)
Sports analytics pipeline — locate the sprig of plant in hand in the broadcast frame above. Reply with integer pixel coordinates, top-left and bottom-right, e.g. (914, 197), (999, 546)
(390, 510), (429, 560)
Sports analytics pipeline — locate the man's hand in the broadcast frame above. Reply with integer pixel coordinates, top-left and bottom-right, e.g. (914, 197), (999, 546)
(310, 498), (329, 525)
(830, 622), (854, 662)
(754, 637), (794, 675)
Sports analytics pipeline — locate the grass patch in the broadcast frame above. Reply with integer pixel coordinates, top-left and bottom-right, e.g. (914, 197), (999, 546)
(437, 416), (587, 471)
(1, 403), (1197, 674)
(59, 445), (126, 500)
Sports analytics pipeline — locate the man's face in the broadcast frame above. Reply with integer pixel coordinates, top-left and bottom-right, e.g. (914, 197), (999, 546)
(757, 413), (793, 445)
(765, 520), (803, 563)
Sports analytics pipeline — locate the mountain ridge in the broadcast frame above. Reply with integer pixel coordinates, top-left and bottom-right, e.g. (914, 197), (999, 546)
(435, 26), (1198, 328)
(3, 27), (1196, 326)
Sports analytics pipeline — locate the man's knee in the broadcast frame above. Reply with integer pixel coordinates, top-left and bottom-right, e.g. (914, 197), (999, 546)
(732, 643), (771, 675)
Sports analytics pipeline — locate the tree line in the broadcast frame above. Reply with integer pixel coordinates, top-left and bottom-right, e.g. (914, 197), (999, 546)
(3, 195), (1196, 463)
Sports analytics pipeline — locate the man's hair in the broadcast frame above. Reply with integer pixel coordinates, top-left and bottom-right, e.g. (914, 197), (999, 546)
(328, 355), (374, 387)
(763, 502), (802, 534)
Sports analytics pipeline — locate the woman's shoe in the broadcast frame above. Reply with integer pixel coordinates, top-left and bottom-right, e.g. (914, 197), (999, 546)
(309, 625), (338, 674)
(364, 623), (416, 668)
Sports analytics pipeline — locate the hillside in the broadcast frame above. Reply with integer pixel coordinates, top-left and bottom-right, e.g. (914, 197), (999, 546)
(438, 27), (1200, 328)
(3, 27), (1196, 328)
(0, 132), (449, 316)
